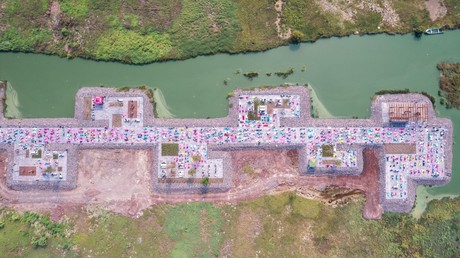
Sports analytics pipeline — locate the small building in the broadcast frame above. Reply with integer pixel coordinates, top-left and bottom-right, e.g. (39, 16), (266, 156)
(388, 102), (428, 125)
(94, 96), (104, 105)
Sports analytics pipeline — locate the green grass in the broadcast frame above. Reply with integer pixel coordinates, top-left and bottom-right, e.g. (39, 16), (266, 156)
(392, 0), (431, 31)
(2, 0), (460, 63)
(59, 0), (90, 21)
(165, 203), (222, 257)
(0, 208), (73, 257)
(0, 28), (51, 52)
(94, 29), (172, 63)
(169, 0), (240, 58)
(161, 143), (179, 156)
(232, 0), (280, 51)
(282, 0), (345, 40)
(2, 194), (460, 256)
(322, 144), (334, 157)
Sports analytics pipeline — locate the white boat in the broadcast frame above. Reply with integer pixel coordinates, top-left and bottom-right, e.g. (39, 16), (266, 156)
(425, 28), (443, 35)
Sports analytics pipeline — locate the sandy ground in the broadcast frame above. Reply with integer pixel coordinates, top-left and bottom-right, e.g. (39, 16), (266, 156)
(0, 148), (383, 220)
(77, 149), (153, 216)
(425, 0), (447, 21)
(275, 0), (291, 39)
(316, 0), (400, 27)
(0, 149), (154, 218)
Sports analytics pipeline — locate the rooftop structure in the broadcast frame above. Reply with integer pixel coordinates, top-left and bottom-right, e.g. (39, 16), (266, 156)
(388, 102), (428, 122)
(0, 85), (452, 215)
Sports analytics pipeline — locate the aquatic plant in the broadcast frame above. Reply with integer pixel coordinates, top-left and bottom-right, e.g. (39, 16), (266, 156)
(243, 71), (259, 80)
(274, 67), (294, 79)
(437, 63), (460, 109)
(226, 92), (234, 99)
(375, 89), (410, 95)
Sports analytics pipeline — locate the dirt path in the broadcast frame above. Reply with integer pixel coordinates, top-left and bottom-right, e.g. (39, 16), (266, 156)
(274, 0), (291, 39)
(0, 148), (383, 219)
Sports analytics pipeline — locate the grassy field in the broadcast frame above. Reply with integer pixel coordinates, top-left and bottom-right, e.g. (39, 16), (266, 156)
(1, 193), (460, 257)
(0, 0), (460, 63)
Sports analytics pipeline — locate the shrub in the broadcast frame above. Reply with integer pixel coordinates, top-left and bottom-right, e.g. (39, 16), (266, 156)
(201, 177), (209, 186)
(188, 168), (196, 176)
(31, 236), (48, 248)
(226, 92), (234, 99)
(375, 89), (410, 95)
(289, 30), (305, 44)
(243, 71), (259, 80)
(274, 67), (294, 79)
(61, 27), (70, 37)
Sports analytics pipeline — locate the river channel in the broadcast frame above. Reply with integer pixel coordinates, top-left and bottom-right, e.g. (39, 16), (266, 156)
(1, 30), (460, 214)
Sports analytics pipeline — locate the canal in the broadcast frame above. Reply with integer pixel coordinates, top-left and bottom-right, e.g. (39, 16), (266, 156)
(1, 30), (460, 214)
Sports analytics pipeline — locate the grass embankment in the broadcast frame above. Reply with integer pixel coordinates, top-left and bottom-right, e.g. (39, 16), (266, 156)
(1, 0), (460, 64)
(2, 194), (460, 257)
(437, 63), (460, 108)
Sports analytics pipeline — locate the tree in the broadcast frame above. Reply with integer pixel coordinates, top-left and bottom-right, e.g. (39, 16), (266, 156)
(289, 30), (305, 44)
(201, 177), (209, 186)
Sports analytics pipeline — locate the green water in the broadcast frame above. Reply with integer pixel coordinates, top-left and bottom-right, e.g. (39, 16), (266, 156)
(1, 31), (460, 205)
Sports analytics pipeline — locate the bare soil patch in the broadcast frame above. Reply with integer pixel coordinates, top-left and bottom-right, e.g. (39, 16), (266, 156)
(231, 149), (299, 188)
(76, 149), (153, 216)
(19, 166), (36, 176)
(425, 0), (447, 21)
(274, 0), (291, 39)
(384, 143), (416, 154)
(83, 97), (92, 120)
(112, 114), (122, 128)
(128, 100), (138, 118)
(1, 147), (383, 220)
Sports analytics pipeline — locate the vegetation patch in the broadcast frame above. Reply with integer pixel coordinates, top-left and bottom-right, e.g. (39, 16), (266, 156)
(233, 0), (280, 51)
(375, 88), (411, 95)
(94, 30), (172, 64)
(247, 97), (261, 121)
(0, 208), (73, 256)
(321, 144), (334, 157)
(437, 63), (460, 109)
(242, 164), (257, 178)
(1, 0), (460, 63)
(243, 71), (259, 80)
(165, 203), (222, 257)
(0, 28), (51, 52)
(59, 0), (90, 21)
(170, 0), (239, 58)
(274, 67), (294, 79)
(161, 143), (179, 156)
(1, 194), (460, 256)
(32, 149), (42, 159)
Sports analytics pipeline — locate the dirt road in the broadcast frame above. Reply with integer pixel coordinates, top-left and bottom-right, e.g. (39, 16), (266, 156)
(0, 148), (383, 219)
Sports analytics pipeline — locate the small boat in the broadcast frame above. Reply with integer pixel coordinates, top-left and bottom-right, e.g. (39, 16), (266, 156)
(425, 28), (443, 35)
